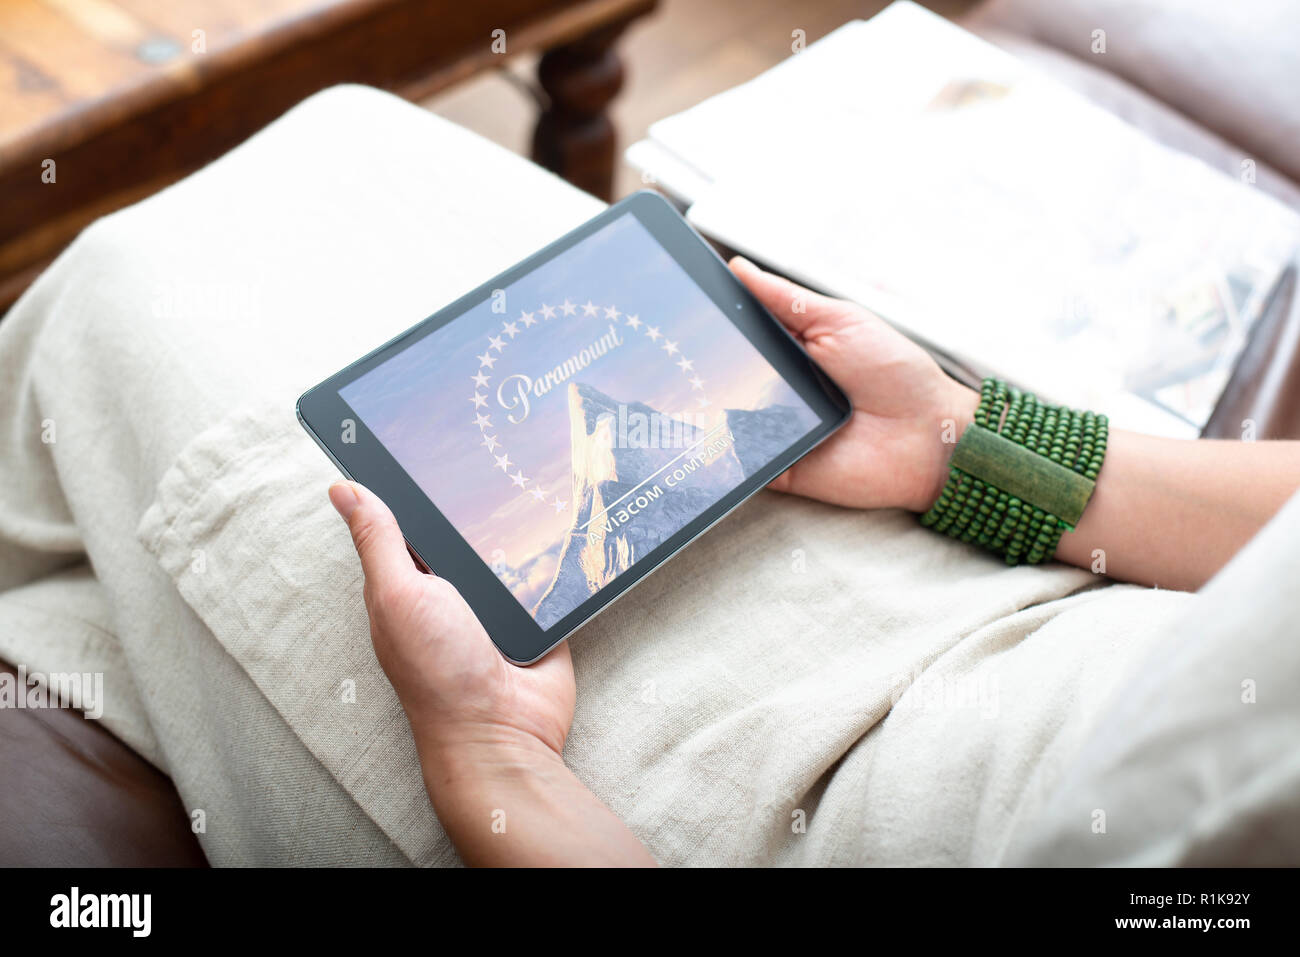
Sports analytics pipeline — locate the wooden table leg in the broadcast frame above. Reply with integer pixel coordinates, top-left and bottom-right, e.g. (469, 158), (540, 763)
(532, 20), (632, 202)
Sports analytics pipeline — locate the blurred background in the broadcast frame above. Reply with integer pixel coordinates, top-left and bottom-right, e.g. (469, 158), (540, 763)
(425, 0), (975, 199)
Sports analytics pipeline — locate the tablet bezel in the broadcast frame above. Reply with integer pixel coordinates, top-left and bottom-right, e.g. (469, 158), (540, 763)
(297, 191), (851, 663)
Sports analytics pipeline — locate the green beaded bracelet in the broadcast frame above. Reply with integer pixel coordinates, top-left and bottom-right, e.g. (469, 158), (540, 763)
(921, 378), (1107, 565)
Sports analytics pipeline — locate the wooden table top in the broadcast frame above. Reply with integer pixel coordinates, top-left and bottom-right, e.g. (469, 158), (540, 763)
(0, 0), (655, 309)
(3, 0), (348, 157)
(1, 0), (647, 161)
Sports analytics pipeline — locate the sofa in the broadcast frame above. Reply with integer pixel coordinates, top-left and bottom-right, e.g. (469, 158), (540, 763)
(2, 0), (1297, 866)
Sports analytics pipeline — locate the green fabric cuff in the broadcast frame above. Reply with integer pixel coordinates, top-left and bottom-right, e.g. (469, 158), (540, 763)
(950, 424), (1096, 530)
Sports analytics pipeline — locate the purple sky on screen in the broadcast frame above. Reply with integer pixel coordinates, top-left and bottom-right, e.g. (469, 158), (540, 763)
(341, 213), (810, 609)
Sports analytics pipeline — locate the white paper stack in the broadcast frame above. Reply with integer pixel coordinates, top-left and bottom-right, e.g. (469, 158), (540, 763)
(625, 1), (1300, 437)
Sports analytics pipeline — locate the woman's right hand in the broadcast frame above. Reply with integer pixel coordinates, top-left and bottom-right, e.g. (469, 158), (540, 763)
(731, 257), (1300, 590)
(730, 257), (977, 513)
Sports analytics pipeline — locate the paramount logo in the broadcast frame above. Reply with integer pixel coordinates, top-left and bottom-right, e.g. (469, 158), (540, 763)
(50, 887), (151, 937)
(495, 323), (625, 423)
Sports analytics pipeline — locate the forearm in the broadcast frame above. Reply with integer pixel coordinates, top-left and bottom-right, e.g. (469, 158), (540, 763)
(418, 733), (657, 867)
(937, 385), (1300, 590)
(1052, 429), (1300, 590)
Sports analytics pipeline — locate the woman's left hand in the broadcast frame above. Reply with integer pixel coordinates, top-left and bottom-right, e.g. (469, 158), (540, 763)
(329, 481), (653, 866)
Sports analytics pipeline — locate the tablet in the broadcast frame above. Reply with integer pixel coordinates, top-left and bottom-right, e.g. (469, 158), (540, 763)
(297, 192), (850, 663)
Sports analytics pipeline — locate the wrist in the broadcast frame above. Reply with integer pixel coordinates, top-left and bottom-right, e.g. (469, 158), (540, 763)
(919, 377), (1110, 566)
(917, 381), (979, 511)
(415, 720), (567, 802)
(415, 729), (565, 866)
(413, 720), (656, 867)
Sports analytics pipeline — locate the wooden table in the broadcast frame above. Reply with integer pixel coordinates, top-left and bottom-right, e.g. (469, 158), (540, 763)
(0, 0), (656, 311)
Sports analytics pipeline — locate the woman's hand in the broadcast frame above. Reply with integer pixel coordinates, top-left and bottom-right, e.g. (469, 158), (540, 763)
(329, 480), (574, 759)
(731, 257), (977, 513)
(329, 481), (654, 866)
(731, 258), (1300, 588)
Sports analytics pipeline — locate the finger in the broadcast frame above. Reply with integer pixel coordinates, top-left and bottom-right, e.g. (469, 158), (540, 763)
(329, 481), (421, 587)
(729, 256), (848, 337)
(766, 469), (793, 494)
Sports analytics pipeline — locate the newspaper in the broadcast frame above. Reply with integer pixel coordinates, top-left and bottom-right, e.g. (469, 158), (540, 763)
(626, 2), (1300, 437)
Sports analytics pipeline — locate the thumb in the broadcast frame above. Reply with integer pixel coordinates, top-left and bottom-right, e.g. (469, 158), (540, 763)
(329, 481), (420, 586)
(729, 256), (855, 339)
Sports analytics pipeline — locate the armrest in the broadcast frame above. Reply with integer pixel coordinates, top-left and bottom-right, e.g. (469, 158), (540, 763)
(0, 659), (207, 867)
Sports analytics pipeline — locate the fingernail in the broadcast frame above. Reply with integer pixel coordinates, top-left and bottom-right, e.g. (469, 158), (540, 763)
(730, 255), (756, 272)
(329, 481), (361, 521)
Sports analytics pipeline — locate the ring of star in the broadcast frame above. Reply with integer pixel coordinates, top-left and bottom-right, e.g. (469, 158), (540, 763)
(470, 298), (711, 515)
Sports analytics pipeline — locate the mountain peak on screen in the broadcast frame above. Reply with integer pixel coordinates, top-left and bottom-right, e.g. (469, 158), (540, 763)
(531, 381), (809, 628)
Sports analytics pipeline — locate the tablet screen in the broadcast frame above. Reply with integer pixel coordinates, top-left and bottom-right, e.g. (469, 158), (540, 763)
(340, 213), (819, 629)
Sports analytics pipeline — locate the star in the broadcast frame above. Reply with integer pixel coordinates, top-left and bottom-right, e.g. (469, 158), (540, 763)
(552, 498), (568, 513)
(540, 304), (556, 320)
(502, 321), (520, 338)
(676, 357), (694, 372)
(478, 351), (496, 369)
(510, 470), (528, 489)
(561, 299), (576, 316)
(582, 300), (598, 317)
(604, 305), (621, 321)
(689, 375), (705, 390)
(494, 453), (512, 472)
(625, 314), (641, 330)
(472, 370), (489, 388)
(520, 311), (537, 327)
(662, 339), (679, 356)
(645, 325), (661, 341)
(470, 392), (487, 408)
(696, 396), (711, 408)
(530, 487), (547, 501)
(481, 434), (499, 452)
(473, 413), (492, 429)
(489, 335), (505, 352)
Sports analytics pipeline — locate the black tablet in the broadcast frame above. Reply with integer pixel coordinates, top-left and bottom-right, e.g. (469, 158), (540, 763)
(298, 192), (850, 663)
